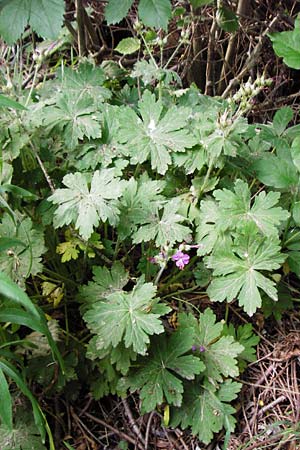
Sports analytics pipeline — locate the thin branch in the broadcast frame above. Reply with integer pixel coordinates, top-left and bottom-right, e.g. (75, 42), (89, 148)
(83, 411), (145, 450)
(122, 398), (146, 446)
(205, 14), (218, 95)
(218, 0), (252, 95)
(257, 394), (286, 417)
(30, 143), (56, 193)
(144, 411), (155, 450)
(222, 14), (279, 98)
(75, 0), (87, 56)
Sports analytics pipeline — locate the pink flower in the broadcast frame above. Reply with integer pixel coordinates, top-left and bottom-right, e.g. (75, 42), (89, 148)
(171, 250), (190, 270)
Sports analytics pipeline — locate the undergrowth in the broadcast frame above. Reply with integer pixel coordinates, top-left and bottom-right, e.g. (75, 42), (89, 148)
(0, 1), (300, 449)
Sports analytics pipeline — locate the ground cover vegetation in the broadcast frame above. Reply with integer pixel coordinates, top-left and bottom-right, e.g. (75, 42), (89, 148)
(0, 1), (300, 449)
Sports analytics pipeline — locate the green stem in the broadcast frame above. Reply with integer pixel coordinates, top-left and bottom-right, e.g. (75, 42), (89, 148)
(113, 236), (121, 261)
(164, 40), (183, 70)
(282, 191), (298, 244)
(199, 159), (215, 198)
(24, 63), (40, 108)
(162, 255), (198, 289)
(139, 33), (159, 69)
(170, 295), (202, 316)
(284, 229), (300, 247)
(154, 265), (166, 285)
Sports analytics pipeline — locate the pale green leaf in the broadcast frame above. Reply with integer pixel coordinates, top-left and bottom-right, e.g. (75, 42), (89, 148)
(29, 0), (64, 40)
(117, 176), (165, 239)
(115, 37), (140, 55)
(117, 90), (197, 174)
(133, 198), (191, 247)
(49, 169), (124, 240)
(0, 0), (29, 44)
(222, 323), (259, 370)
(216, 6), (239, 32)
(269, 27), (300, 69)
(0, 94), (26, 110)
(206, 235), (286, 316)
(0, 0), (64, 44)
(83, 279), (170, 355)
(131, 60), (161, 85)
(105, 0), (134, 24)
(43, 95), (102, 149)
(79, 262), (129, 308)
(213, 179), (289, 235)
(138, 0), (172, 30)
(291, 136), (300, 172)
(0, 214), (46, 285)
(60, 63), (111, 104)
(253, 154), (299, 190)
(293, 201), (300, 226)
(273, 107), (293, 136)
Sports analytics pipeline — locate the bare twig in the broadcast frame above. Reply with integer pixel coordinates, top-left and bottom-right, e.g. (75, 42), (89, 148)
(144, 411), (155, 450)
(122, 398), (146, 446)
(257, 394), (286, 416)
(222, 14), (279, 98)
(218, 0), (252, 94)
(29, 142), (55, 193)
(205, 14), (219, 95)
(83, 411), (145, 450)
(75, 0), (87, 56)
(71, 407), (103, 445)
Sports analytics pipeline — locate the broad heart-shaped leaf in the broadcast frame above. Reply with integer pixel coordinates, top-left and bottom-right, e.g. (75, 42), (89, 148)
(252, 153), (299, 191)
(115, 37), (140, 55)
(0, 0), (64, 44)
(78, 262), (129, 310)
(179, 310), (243, 382)
(269, 28), (300, 69)
(83, 279), (170, 355)
(117, 90), (197, 174)
(213, 179), (289, 235)
(49, 169), (124, 240)
(138, 0), (172, 30)
(133, 198), (191, 247)
(42, 94), (102, 149)
(216, 5), (239, 32)
(273, 107), (293, 136)
(105, 0), (134, 24)
(0, 214), (46, 285)
(171, 379), (241, 445)
(206, 234), (286, 316)
(121, 329), (205, 413)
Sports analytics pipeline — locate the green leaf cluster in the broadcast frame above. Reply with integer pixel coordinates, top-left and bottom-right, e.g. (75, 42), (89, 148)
(0, 0), (65, 44)
(119, 309), (243, 443)
(196, 179), (289, 315)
